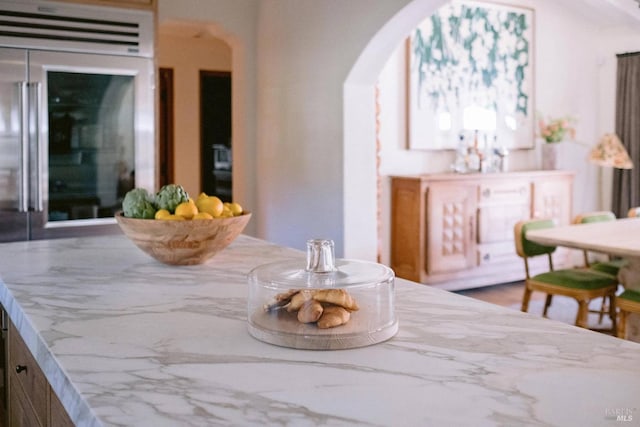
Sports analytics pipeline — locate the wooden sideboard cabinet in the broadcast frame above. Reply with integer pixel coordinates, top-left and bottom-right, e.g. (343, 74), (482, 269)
(7, 320), (73, 427)
(390, 171), (574, 290)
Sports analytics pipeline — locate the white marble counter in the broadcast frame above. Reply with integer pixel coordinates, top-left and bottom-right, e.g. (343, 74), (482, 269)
(0, 235), (639, 426)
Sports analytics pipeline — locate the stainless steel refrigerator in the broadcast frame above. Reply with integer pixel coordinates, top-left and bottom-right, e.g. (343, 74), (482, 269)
(0, 0), (156, 242)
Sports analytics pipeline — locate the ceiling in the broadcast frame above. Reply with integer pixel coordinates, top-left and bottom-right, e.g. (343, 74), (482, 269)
(159, 0), (640, 40)
(556, 0), (640, 27)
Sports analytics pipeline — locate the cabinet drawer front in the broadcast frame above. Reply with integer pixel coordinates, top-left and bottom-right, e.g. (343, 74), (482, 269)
(478, 241), (521, 266)
(477, 203), (530, 243)
(479, 181), (530, 204)
(9, 322), (48, 426)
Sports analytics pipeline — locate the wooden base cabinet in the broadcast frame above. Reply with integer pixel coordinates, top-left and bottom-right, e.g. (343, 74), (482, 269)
(7, 321), (73, 427)
(391, 171), (574, 291)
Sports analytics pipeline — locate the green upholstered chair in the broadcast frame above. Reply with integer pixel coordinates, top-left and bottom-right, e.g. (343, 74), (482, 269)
(572, 211), (625, 324)
(514, 219), (618, 331)
(573, 211), (627, 276)
(617, 289), (640, 339)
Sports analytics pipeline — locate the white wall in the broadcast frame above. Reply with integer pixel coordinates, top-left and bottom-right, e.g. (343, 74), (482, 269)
(256, 0), (417, 256)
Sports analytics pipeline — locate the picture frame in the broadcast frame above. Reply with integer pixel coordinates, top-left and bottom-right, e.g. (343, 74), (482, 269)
(406, 0), (535, 150)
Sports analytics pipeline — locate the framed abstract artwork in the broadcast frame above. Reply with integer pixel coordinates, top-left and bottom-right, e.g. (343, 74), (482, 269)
(407, 1), (535, 150)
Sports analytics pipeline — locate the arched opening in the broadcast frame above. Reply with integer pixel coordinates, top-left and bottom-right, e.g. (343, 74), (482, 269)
(343, 0), (446, 261)
(156, 20), (256, 236)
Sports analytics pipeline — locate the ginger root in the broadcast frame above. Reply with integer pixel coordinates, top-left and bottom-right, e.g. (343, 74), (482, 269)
(313, 289), (359, 311)
(287, 290), (314, 312)
(267, 288), (358, 329)
(317, 305), (351, 329)
(297, 300), (324, 323)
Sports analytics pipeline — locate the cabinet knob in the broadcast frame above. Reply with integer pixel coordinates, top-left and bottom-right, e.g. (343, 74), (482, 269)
(15, 364), (27, 374)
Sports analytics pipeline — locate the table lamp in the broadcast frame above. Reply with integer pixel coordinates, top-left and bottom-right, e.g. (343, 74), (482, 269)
(589, 133), (633, 169)
(589, 133), (633, 211)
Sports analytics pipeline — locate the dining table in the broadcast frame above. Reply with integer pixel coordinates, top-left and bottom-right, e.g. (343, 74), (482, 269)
(526, 217), (640, 342)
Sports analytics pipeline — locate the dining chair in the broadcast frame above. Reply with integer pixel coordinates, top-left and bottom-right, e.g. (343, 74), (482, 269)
(572, 211), (626, 276)
(572, 211), (626, 324)
(617, 289), (640, 339)
(514, 218), (618, 331)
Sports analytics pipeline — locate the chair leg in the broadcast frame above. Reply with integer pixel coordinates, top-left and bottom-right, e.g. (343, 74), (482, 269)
(608, 294), (616, 334)
(521, 287), (532, 313)
(575, 300), (589, 328)
(542, 294), (553, 317)
(618, 310), (627, 339)
(598, 297), (607, 324)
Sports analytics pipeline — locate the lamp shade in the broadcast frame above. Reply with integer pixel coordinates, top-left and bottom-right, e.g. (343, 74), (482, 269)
(589, 133), (633, 169)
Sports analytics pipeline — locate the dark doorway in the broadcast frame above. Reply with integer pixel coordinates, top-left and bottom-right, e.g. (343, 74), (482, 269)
(200, 70), (232, 201)
(159, 68), (175, 187)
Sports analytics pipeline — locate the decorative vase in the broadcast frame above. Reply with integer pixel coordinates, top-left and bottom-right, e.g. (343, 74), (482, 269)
(541, 142), (560, 170)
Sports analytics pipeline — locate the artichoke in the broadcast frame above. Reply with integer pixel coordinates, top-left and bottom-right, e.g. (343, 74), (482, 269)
(122, 188), (157, 219)
(155, 184), (189, 213)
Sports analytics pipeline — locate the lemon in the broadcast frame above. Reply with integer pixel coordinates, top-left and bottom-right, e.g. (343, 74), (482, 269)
(175, 201), (198, 219)
(196, 196), (223, 217)
(220, 205), (233, 217)
(154, 209), (171, 220)
(193, 212), (213, 220)
(197, 192), (209, 201)
(228, 202), (243, 216)
(163, 214), (186, 221)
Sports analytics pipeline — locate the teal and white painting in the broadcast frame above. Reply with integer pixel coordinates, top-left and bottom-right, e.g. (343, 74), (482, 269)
(407, 0), (534, 150)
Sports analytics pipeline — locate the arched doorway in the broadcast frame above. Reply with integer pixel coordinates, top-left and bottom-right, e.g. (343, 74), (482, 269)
(343, 0), (446, 261)
(156, 19), (256, 235)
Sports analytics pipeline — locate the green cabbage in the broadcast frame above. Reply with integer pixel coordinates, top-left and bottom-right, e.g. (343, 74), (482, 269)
(122, 188), (157, 219)
(155, 184), (189, 213)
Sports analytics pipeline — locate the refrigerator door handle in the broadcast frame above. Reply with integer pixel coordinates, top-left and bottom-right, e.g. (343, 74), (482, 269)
(19, 82), (29, 213)
(30, 82), (43, 212)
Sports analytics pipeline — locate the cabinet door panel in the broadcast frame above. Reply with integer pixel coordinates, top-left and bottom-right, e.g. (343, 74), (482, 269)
(477, 203), (530, 243)
(50, 387), (75, 427)
(427, 183), (477, 274)
(8, 371), (43, 427)
(8, 322), (48, 426)
(390, 179), (425, 281)
(532, 177), (572, 225)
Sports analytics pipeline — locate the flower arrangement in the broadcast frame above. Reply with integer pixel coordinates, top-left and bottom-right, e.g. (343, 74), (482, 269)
(537, 115), (576, 143)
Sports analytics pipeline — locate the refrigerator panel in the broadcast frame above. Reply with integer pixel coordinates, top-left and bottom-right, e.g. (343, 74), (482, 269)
(28, 50), (155, 240)
(0, 47), (28, 241)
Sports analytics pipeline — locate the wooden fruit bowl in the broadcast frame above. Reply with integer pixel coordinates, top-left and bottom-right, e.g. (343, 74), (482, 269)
(115, 211), (251, 265)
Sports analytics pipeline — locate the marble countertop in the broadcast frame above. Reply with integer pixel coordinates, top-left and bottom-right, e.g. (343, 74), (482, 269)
(0, 235), (639, 426)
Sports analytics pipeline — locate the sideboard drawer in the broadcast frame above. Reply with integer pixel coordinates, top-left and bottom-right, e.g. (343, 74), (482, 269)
(477, 241), (520, 266)
(479, 181), (530, 204)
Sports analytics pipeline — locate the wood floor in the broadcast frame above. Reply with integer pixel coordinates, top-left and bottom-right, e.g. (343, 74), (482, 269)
(455, 280), (542, 307)
(456, 281), (617, 337)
